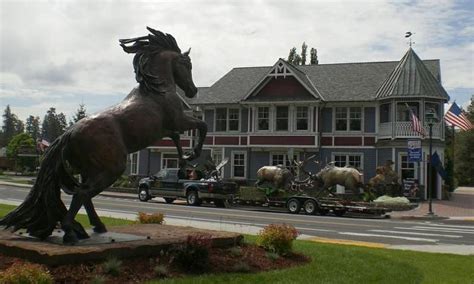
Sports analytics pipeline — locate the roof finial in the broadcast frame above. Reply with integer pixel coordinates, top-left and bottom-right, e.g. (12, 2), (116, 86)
(405, 31), (415, 47)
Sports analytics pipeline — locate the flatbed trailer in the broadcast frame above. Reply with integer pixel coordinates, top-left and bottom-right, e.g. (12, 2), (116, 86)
(234, 187), (390, 217)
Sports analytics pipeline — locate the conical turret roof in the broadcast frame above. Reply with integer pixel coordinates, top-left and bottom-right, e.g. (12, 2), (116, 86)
(375, 48), (449, 101)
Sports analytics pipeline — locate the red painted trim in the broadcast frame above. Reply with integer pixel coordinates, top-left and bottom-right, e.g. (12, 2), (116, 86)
(250, 136), (315, 145)
(334, 137), (362, 146)
(155, 139), (190, 147)
(364, 137), (376, 146)
(321, 137), (332, 146)
(240, 136), (248, 145)
(215, 136), (240, 145)
(204, 136), (214, 145)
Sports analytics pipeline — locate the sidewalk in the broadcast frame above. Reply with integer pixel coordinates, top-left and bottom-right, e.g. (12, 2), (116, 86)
(389, 187), (474, 220)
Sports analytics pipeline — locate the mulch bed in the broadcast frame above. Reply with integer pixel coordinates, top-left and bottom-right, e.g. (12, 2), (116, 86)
(0, 244), (310, 283)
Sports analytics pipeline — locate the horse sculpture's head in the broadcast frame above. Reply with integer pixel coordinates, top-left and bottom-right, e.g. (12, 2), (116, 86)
(119, 27), (198, 98)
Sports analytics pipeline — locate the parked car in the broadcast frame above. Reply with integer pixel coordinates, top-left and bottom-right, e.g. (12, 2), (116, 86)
(137, 167), (238, 207)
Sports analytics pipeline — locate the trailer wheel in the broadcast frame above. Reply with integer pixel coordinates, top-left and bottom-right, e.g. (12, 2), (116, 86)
(303, 199), (318, 215)
(287, 198), (301, 214)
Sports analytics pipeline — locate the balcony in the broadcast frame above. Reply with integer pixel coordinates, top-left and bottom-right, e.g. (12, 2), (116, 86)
(378, 121), (444, 140)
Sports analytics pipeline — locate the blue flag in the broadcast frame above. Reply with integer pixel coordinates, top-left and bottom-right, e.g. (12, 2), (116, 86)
(431, 151), (446, 180)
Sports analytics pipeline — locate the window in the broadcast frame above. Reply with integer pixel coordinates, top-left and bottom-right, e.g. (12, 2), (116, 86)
(228, 109), (240, 131)
(335, 107), (347, 131)
(215, 108), (227, 132)
(162, 153), (179, 169)
(215, 108), (240, 132)
(296, 106), (309, 130)
(276, 106), (289, 131)
(130, 152), (139, 175)
(425, 102), (440, 121)
(271, 153), (294, 168)
(397, 102), (419, 121)
(380, 103), (391, 123)
(333, 153), (363, 169)
(232, 152), (246, 178)
(400, 154), (415, 179)
(335, 107), (362, 131)
(257, 107), (269, 131)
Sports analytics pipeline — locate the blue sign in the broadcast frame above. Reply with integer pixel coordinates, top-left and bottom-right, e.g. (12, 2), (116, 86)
(407, 140), (422, 162)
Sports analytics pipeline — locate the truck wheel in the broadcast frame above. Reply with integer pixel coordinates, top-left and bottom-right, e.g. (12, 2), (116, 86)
(214, 200), (226, 208)
(138, 188), (150, 202)
(186, 190), (201, 206)
(164, 198), (175, 204)
(303, 199), (318, 215)
(287, 198), (301, 214)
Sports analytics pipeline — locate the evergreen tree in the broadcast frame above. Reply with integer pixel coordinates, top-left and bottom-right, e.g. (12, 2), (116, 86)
(72, 103), (87, 123)
(1, 105), (24, 147)
(42, 107), (67, 142)
(310, 48), (319, 65)
(288, 47), (297, 64)
(467, 96), (474, 122)
(294, 54), (302, 65)
(25, 115), (41, 142)
(301, 42), (308, 65)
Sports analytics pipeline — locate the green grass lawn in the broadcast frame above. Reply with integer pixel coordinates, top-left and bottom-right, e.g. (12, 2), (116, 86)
(1, 204), (473, 283)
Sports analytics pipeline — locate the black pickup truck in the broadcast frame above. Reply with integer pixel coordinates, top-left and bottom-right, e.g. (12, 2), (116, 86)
(137, 168), (238, 207)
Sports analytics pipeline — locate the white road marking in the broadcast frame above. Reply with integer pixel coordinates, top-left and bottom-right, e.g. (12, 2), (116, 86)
(395, 227), (474, 234)
(422, 223), (474, 230)
(369, 229), (462, 238)
(338, 232), (438, 242)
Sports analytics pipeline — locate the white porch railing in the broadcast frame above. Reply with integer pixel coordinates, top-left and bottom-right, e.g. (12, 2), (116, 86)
(378, 122), (443, 139)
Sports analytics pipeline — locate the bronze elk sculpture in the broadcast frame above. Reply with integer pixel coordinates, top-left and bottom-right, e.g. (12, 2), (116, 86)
(0, 27), (207, 244)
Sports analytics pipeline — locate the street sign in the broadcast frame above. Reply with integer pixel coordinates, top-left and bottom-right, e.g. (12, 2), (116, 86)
(407, 139), (422, 162)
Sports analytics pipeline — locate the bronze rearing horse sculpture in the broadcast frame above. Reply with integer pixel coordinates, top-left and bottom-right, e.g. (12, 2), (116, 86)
(0, 27), (207, 244)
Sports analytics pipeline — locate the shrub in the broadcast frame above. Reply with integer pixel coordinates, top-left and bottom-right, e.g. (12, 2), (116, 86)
(174, 233), (213, 272)
(0, 262), (53, 284)
(228, 246), (243, 257)
(137, 212), (165, 224)
(256, 224), (298, 255)
(103, 257), (122, 276)
(232, 261), (251, 273)
(154, 264), (169, 277)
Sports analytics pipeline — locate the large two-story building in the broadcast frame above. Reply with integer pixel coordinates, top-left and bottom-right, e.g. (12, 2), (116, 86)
(129, 48), (449, 199)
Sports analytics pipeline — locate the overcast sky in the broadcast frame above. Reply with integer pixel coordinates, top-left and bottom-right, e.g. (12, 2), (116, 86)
(1, 0), (473, 124)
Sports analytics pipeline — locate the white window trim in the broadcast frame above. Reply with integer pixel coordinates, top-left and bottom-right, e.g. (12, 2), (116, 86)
(231, 150), (247, 179)
(398, 152), (418, 181)
(333, 106), (364, 133)
(161, 152), (180, 170)
(130, 152), (140, 175)
(212, 148), (225, 178)
(269, 152), (297, 167)
(275, 105), (290, 132)
(294, 105), (311, 132)
(256, 106), (271, 132)
(331, 152), (364, 170)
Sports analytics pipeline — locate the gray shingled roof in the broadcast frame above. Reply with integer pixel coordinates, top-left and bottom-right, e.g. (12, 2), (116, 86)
(189, 50), (443, 104)
(375, 48), (449, 101)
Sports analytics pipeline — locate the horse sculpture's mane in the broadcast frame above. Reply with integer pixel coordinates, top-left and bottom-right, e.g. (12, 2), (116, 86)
(119, 26), (182, 94)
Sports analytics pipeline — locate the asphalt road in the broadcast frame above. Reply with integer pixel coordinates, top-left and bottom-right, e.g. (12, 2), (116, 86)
(1, 184), (473, 248)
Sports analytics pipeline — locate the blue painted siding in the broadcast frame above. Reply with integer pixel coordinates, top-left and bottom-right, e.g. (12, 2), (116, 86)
(321, 108), (332, 133)
(377, 148), (392, 167)
(249, 151), (270, 181)
(364, 107), (375, 133)
(241, 108), (249, 133)
(204, 109), (214, 132)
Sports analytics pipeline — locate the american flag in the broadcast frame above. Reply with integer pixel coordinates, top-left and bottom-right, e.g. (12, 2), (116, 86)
(406, 103), (425, 136)
(445, 102), (473, 131)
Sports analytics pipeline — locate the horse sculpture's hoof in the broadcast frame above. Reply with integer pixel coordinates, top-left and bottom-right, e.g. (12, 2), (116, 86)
(93, 224), (107, 234)
(63, 232), (79, 245)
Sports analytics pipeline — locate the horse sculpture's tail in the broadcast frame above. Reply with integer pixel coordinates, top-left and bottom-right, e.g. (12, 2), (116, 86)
(0, 131), (76, 239)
